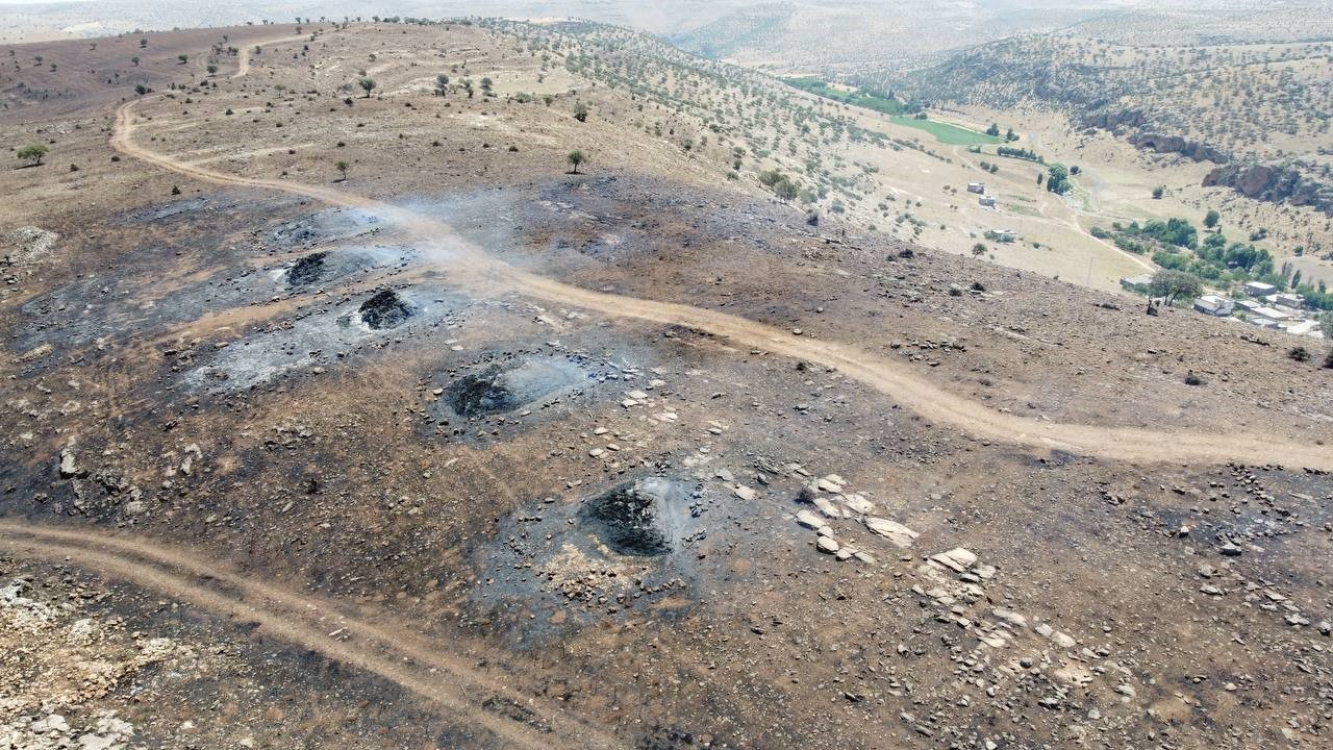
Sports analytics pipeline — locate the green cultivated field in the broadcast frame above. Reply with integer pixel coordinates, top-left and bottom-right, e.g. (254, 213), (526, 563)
(784, 76), (911, 116)
(887, 116), (1001, 146)
(783, 76), (998, 145)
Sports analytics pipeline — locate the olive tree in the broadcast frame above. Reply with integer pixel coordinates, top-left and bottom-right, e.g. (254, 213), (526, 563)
(566, 150), (585, 174)
(17, 144), (48, 166)
(1149, 269), (1201, 305)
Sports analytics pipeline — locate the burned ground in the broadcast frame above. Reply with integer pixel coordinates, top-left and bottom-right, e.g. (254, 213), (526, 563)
(1, 19), (1331, 750)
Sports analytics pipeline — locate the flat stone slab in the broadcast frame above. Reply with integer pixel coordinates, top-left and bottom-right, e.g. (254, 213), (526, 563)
(864, 517), (919, 548)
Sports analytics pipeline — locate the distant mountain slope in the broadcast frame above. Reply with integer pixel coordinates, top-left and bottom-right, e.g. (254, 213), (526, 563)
(870, 2), (1333, 212)
(665, 2), (794, 61)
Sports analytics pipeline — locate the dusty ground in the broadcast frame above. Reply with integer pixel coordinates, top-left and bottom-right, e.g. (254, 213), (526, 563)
(2, 20), (1332, 750)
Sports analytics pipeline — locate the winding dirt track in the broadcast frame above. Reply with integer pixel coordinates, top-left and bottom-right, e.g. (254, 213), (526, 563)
(230, 35), (307, 79)
(0, 522), (621, 750)
(110, 92), (1333, 469)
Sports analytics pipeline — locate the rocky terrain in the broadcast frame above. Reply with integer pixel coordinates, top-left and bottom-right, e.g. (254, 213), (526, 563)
(1, 16), (1332, 750)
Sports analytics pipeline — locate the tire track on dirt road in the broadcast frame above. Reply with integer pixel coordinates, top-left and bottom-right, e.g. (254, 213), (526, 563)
(107, 55), (1333, 470)
(0, 521), (622, 750)
(231, 35), (308, 79)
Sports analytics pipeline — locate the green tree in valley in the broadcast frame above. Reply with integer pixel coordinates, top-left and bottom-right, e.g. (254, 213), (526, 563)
(1149, 269), (1202, 305)
(358, 77), (376, 98)
(1318, 311), (1333, 338)
(1046, 163), (1070, 195)
(435, 74), (449, 96)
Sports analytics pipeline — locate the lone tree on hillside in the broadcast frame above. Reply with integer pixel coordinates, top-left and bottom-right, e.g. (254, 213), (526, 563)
(566, 150), (585, 174)
(131, 56), (140, 66)
(335, 160), (349, 181)
(17, 144), (48, 167)
(177, 54), (188, 64)
(1149, 269), (1201, 306)
(434, 74), (449, 96)
(573, 101), (589, 122)
(1152, 185), (1165, 200)
(358, 77), (376, 98)
(1204, 209), (1220, 229)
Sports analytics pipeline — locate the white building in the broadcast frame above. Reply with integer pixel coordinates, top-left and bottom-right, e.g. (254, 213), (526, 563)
(1284, 320), (1325, 338)
(978, 195), (997, 208)
(967, 182), (985, 194)
(1251, 306), (1291, 322)
(1244, 281), (1277, 297)
(1193, 295), (1234, 316)
(990, 228), (1017, 242)
(1262, 292), (1305, 309)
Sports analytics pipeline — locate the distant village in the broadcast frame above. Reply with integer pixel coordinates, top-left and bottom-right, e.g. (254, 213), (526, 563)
(1120, 275), (1327, 340)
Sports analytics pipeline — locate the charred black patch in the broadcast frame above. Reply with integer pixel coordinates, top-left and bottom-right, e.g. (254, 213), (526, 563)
(638, 725), (701, 749)
(359, 289), (412, 330)
(285, 252), (328, 287)
(580, 482), (671, 556)
(446, 366), (515, 416)
(439, 358), (589, 419)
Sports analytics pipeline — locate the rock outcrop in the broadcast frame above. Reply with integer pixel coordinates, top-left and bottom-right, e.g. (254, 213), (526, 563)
(1128, 132), (1230, 164)
(1203, 164), (1333, 216)
(1080, 108), (1146, 132)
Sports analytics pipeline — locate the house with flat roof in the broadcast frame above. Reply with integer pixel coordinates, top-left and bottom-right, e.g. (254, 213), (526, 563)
(1193, 295), (1234, 316)
(1285, 320), (1322, 337)
(1244, 281), (1277, 296)
(967, 182), (985, 194)
(1250, 306), (1291, 322)
(978, 195), (996, 208)
(1262, 292), (1305, 309)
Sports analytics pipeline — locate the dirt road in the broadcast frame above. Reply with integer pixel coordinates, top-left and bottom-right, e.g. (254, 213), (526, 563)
(0, 521), (622, 750)
(231, 35), (307, 79)
(105, 46), (1333, 471)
